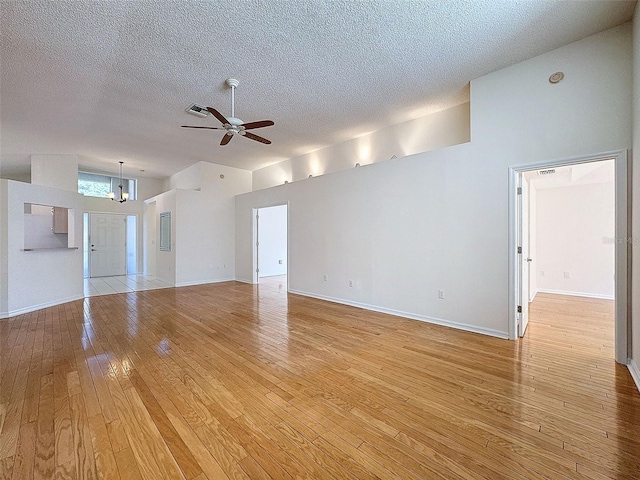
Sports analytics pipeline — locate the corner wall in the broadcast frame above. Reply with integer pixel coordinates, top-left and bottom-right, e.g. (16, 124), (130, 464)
(147, 161), (252, 287)
(236, 23), (632, 339)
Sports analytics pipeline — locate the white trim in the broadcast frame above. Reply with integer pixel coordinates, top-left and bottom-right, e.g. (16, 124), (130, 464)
(628, 361), (640, 394)
(536, 289), (614, 300)
(508, 150), (629, 364)
(175, 277), (235, 288)
(289, 289), (509, 339)
(235, 277), (254, 284)
(0, 294), (84, 319)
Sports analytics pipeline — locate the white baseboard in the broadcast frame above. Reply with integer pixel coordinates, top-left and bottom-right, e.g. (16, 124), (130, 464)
(288, 289), (509, 340)
(235, 278), (255, 285)
(536, 289), (614, 300)
(628, 360), (640, 394)
(175, 277), (235, 288)
(0, 294), (85, 319)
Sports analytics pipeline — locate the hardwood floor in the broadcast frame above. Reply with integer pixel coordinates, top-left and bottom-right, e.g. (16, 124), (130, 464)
(1, 284), (638, 479)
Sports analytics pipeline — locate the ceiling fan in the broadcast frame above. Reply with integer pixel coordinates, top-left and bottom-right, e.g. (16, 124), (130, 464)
(181, 78), (274, 146)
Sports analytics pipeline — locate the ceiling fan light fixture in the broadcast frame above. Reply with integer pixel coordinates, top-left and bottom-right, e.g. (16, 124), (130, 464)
(181, 78), (274, 146)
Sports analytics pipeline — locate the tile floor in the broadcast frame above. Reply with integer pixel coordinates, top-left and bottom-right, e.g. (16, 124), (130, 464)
(84, 274), (172, 297)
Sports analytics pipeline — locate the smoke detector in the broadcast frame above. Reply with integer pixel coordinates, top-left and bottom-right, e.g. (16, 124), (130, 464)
(186, 103), (208, 117)
(549, 72), (564, 84)
(537, 169), (556, 176)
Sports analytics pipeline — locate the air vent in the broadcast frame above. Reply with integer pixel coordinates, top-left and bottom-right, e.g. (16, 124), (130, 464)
(186, 103), (208, 117)
(537, 169), (556, 176)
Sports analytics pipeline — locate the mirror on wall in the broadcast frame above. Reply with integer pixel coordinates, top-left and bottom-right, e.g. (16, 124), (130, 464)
(24, 203), (75, 250)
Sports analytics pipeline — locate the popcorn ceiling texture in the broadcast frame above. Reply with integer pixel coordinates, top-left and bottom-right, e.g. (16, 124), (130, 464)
(0, 0), (635, 178)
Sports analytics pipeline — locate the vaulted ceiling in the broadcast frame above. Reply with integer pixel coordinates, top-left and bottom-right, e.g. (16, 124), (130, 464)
(1, 0), (636, 180)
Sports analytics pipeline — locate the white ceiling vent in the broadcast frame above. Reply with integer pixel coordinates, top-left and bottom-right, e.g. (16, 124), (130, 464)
(537, 169), (556, 176)
(186, 104), (208, 117)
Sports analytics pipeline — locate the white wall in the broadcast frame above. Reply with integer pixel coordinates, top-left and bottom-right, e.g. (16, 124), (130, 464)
(166, 162), (202, 191)
(144, 201), (157, 275)
(630, 6), (640, 388)
(253, 102), (470, 191)
(1, 180), (84, 318)
(258, 205), (287, 278)
(528, 181), (537, 301)
(236, 24), (632, 338)
(150, 189), (177, 285)
(31, 154), (79, 192)
(536, 182), (614, 299)
(147, 161), (252, 287)
(0, 181), (8, 315)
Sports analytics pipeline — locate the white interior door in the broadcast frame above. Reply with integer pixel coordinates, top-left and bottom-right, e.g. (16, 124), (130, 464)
(90, 213), (126, 277)
(517, 174), (530, 337)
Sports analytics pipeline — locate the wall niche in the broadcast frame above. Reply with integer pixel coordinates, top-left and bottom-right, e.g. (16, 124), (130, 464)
(23, 203), (76, 250)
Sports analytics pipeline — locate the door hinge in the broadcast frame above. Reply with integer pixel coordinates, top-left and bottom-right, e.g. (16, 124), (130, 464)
(256, 268), (259, 273)
(517, 187), (522, 195)
(517, 246), (522, 254)
(517, 305), (522, 313)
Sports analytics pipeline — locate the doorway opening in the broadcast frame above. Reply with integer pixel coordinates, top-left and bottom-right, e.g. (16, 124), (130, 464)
(253, 204), (288, 289)
(509, 150), (629, 364)
(86, 212), (137, 278)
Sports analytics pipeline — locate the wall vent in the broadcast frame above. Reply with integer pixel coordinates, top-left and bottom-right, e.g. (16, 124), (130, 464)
(537, 169), (556, 176)
(186, 103), (208, 117)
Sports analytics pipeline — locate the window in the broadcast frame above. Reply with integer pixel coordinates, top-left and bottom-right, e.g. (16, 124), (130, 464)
(78, 171), (137, 200)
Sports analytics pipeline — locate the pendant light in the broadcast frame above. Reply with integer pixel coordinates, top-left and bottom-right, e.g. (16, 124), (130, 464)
(109, 161), (129, 203)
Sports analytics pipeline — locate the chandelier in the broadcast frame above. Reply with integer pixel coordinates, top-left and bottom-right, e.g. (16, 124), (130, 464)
(109, 161), (129, 203)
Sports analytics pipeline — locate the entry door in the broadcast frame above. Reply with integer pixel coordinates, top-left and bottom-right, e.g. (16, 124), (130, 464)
(90, 213), (126, 277)
(517, 175), (530, 336)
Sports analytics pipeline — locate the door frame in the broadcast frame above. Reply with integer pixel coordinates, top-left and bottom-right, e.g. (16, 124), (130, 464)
(508, 150), (630, 364)
(252, 203), (289, 286)
(516, 172), (531, 337)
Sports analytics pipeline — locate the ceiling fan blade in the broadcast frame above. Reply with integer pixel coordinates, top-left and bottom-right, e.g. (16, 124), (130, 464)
(244, 132), (271, 144)
(181, 125), (225, 129)
(241, 120), (274, 130)
(207, 107), (230, 125)
(220, 132), (233, 146)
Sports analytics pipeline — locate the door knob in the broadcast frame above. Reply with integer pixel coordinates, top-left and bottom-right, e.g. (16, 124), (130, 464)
(526, 258), (533, 262)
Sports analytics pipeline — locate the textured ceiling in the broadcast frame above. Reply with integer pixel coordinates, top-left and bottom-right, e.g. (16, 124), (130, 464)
(0, 0), (636, 180)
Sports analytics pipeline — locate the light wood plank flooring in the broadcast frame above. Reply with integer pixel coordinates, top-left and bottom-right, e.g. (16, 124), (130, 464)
(1, 283), (638, 479)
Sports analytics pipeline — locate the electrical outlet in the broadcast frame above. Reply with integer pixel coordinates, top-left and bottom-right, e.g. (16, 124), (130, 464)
(438, 289), (445, 299)
(324, 274), (328, 281)
(348, 280), (354, 287)
(564, 271), (570, 278)
(540, 270), (544, 277)
(278, 259), (283, 264)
